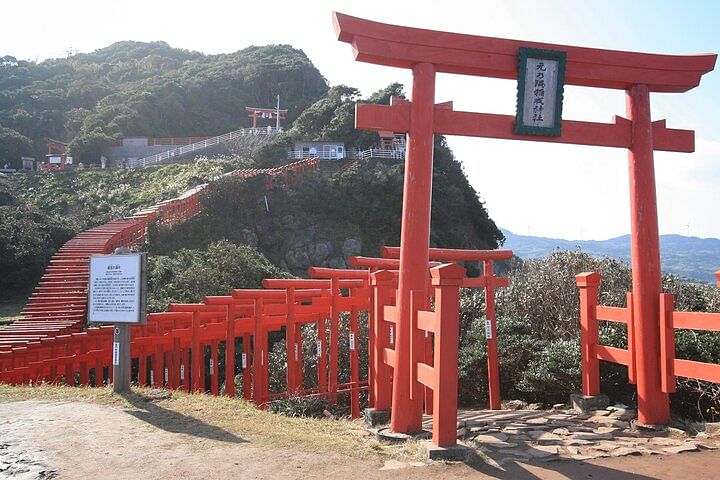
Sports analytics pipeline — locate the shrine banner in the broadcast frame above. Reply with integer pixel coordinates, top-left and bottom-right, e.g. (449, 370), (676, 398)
(515, 47), (567, 137)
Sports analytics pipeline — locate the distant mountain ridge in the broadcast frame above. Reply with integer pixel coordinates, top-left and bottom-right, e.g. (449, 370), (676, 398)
(501, 228), (720, 283)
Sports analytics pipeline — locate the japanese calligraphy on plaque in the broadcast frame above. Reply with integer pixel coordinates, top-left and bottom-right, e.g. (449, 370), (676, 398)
(515, 47), (567, 137)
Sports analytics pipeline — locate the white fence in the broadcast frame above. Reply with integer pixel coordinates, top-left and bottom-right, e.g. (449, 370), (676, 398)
(133, 127), (282, 168)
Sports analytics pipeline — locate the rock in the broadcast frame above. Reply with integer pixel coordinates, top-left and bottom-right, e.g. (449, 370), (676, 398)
(527, 403), (543, 411)
(593, 426), (619, 435)
(526, 417), (549, 425)
(487, 442), (519, 449)
(311, 240), (333, 263)
(667, 427), (688, 439)
(569, 432), (613, 441)
(456, 428), (468, 438)
(566, 446), (582, 455)
(607, 403), (629, 411)
(703, 423), (720, 436)
(592, 442), (619, 452)
(662, 444), (699, 454)
(552, 403), (566, 410)
(529, 432), (563, 443)
(650, 437), (684, 447)
(610, 447), (642, 457)
(342, 238), (361, 257)
(472, 433), (509, 444)
(561, 438), (593, 446)
(502, 400), (528, 410)
(241, 228), (258, 247)
(552, 428), (570, 436)
(526, 445), (559, 458)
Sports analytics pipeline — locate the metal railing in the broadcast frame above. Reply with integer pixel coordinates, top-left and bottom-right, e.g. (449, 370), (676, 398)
(133, 127), (282, 168)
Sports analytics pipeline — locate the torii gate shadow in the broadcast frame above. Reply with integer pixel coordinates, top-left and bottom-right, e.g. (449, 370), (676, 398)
(119, 391), (247, 444)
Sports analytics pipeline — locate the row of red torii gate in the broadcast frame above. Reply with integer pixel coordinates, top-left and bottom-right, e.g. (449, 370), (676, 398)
(1, 13), (719, 452)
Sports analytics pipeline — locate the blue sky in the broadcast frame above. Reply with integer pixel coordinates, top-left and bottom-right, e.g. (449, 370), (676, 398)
(3, 0), (718, 240)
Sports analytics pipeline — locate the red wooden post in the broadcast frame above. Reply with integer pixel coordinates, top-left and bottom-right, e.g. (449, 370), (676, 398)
(430, 263), (464, 447)
(211, 340), (219, 395)
(242, 334), (251, 400)
(329, 277), (340, 403)
(483, 260), (501, 410)
(171, 336), (181, 389)
(225, 304), (236, 397)
(252, 298), (265, 405)
(576, 272), (601, 396)
(370, 270), (394, 411)
(153, 344), (163, 387)
(192, 311), (202, 392)
(316, 317), (328, 396)
(627, 84), (670, 425)
(392, 61), (436, 434)
(349, 305), (360, 418)
(294, 323), (304, 391)
(626, 292), (637, 385)
(286, 287), (299, 393)
(715, 271), (720, 287)
(139, 347), (147, 387)
(659, 294), (676, 393)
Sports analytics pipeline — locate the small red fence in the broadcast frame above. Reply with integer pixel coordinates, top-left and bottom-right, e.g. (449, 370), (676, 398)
(0, 244), (511, 449)
(577, 270), (720, 397)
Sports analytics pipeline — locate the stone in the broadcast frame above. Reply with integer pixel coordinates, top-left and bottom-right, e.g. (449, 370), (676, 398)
(529, 432), (563, 443)
(425, 442), (472, 461)
(241, 228), (258, 247)
(552, 403), (566, 410)
(472, 433), (509, 444)
(363, 408), (390, 427)
(667, 427), (688, 439)
(592, 442), (619, 452)
(526, 445), (560, 458)
(610, 447), (642, 457)
(527, 403), (543, 411)
(587, 417), (627, 428)
(561, 439), (593, 446)
(662, 444), (699, 454)
(487, 442), (519, 449)
(702, 423), (720, 436)
(552, 428), (570, 436)
(526, 417), (549, 425)
(570, 393), (609, 413)
(594, 426), (619, 435)
(566, 446), (582, 455)
(650, 437), (684, 447)
(569, 432), (613, 441)
(502, 400), (528, 410)
(342, 238), (361, 257)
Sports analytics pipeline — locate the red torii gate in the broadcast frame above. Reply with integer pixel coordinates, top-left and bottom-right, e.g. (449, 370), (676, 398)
(333, 12), (716, 431)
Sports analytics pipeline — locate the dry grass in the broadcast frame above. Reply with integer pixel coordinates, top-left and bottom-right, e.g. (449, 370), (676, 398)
(0, 384), (426, 461)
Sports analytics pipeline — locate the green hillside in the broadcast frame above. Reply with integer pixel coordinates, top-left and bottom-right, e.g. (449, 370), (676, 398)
(0, 42), (328, 165)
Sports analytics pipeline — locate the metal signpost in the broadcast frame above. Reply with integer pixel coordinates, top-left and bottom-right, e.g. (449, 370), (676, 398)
(88, 248), (147, 393)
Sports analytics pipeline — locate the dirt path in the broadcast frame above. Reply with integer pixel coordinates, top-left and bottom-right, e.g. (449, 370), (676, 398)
(1, 399), (720, 480)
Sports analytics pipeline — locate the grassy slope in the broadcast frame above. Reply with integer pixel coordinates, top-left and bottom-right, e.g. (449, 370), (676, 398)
(10, 157), (248, 232)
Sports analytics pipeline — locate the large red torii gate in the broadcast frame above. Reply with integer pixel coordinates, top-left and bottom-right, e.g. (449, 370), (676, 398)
(333, 12), (716, 432)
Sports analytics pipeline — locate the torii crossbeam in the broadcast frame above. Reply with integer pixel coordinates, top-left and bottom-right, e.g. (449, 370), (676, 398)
(334, 11), (716, 432)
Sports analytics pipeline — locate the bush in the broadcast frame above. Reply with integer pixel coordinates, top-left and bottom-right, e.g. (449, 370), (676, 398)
(145, 240), (291, 312)
(457, 249), (720, 418)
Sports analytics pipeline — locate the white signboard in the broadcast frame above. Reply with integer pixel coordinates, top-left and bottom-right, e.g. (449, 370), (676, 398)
(485, 319), (494, 340)
(88, 253), (146, 324)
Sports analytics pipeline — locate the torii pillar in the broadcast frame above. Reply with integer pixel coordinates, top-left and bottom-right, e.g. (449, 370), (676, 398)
(334, 12), (716, 431)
